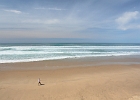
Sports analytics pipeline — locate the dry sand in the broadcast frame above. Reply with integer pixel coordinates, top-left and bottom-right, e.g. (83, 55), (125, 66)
(0, 57), (140, 100)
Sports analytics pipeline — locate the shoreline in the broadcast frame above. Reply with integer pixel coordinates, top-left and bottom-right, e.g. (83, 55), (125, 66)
(0, 55), (140, 71)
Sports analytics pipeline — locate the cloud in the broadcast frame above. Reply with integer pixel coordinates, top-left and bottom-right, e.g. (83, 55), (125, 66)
(34, 7), (46, 10)
(115, 11), (139, 30)
(34, 7), (66, 11)
(22, 19), (59, 24)
(48, 8), (66, 11)
(3, 9), (22, 14)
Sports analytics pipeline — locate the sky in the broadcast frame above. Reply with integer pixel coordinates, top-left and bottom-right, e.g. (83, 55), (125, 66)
(0, 0), (140, 43)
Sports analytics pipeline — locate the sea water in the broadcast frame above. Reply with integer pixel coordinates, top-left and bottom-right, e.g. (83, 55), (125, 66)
(0, 43), (140, 63)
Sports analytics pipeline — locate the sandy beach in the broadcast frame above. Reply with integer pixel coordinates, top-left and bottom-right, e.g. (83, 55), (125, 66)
(0, 56), (140, 100)
(1, 0), (140, 99)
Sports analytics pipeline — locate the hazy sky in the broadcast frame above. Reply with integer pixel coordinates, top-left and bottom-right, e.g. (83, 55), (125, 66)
(0, 0), (140, 43)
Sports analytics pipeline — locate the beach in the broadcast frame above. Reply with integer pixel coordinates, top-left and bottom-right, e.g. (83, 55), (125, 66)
(1, 0), (140, 99)
(0, 56), (140, 100)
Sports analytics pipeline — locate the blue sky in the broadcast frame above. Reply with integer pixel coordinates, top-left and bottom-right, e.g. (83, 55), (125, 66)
(0, 0), (140, 43)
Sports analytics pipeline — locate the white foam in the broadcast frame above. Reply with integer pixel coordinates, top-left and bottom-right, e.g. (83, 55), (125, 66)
(0, 45), (140, 63)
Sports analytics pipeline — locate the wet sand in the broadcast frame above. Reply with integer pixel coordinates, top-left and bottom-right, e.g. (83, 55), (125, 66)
(0, 56), (140, 100)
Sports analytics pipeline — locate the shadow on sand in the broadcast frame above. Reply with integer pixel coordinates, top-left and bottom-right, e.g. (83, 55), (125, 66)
(40, 83), (45, 85)
(38, 83), (45, 86)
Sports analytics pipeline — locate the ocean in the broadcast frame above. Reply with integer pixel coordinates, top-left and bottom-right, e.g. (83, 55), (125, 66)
(0, 43), (140, 63)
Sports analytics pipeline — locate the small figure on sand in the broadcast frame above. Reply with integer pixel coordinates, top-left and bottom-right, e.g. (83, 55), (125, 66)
(38, 78), (41, 86)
